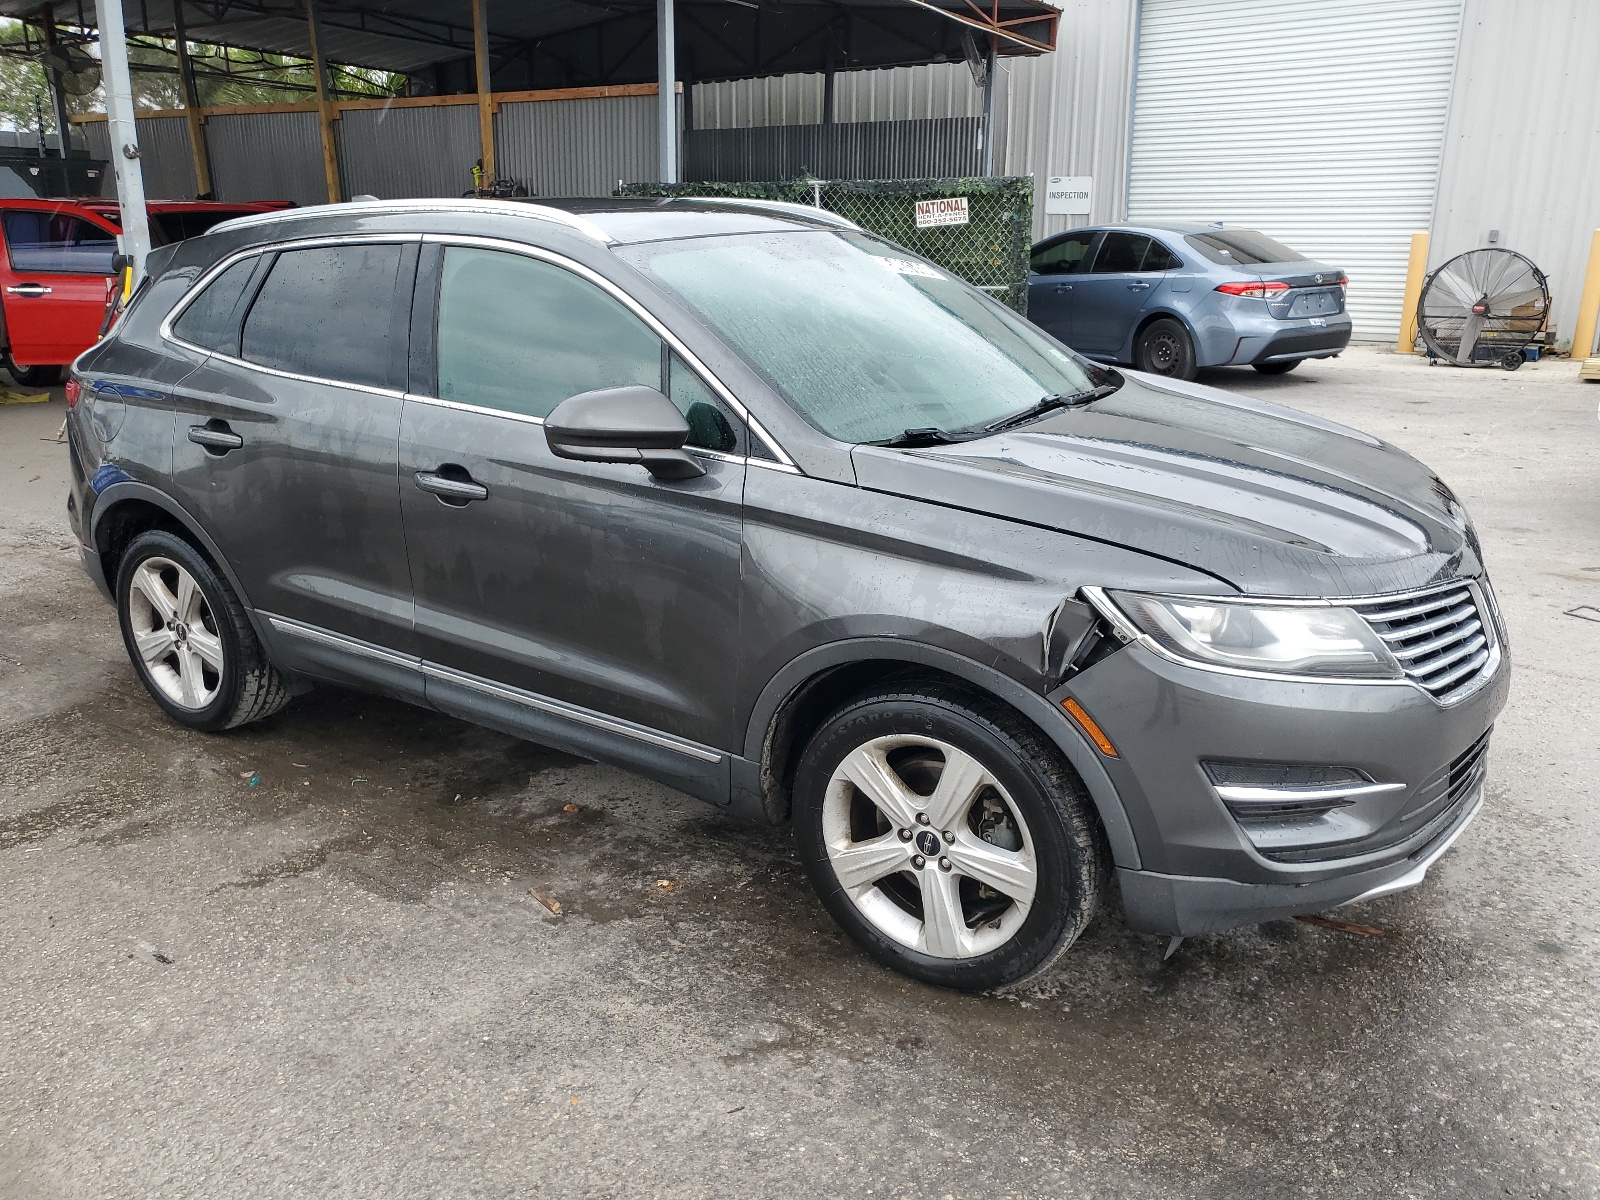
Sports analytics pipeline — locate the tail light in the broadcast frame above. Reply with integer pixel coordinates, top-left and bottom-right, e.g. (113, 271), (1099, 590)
(64, 377), (81, 407)
(1215, 280), (1290, 299)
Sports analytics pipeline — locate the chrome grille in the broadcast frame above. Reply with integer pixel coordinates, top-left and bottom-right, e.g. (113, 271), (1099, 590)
(1352, 582), (1495, 704)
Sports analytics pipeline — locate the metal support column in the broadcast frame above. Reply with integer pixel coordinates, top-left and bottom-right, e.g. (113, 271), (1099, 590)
(471, 0), (495, 184)
(171, 1), (212, 197)
(96, 0), (152, 282)
(656, 0), (678, 183)
(980, 36), (998, 176)
(39, 8), (72, 157)
(822, 34), (836, 124)
(305, 0), (341, 204)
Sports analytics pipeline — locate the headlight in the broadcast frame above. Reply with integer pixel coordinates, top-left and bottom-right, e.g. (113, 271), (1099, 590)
(1107, 591), (1403, 679)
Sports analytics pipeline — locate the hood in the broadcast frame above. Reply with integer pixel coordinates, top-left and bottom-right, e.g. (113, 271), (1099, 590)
(850, 371), (1480, 598)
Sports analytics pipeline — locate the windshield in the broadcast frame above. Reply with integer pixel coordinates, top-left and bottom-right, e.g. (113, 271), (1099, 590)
(1184, 230), (1304, 266)
(617, 231), (1102, 444)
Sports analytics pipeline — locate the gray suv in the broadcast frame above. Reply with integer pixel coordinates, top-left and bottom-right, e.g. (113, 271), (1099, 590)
(66, 198), (1507, 992)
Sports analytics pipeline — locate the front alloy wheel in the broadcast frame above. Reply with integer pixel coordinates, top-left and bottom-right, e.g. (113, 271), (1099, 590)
(822, 735), (1038, 959)
(795, 680), (1105, 992)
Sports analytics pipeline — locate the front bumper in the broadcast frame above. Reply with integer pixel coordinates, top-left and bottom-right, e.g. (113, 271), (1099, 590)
(1058, 628), (1508, 936)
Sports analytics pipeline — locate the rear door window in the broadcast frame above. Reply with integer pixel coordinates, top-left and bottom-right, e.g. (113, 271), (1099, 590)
(1030, 233), (1097, 276)
(1092, 232), (1155, 274)
(434, 246), (661, 419)
(2, 210), (117, 274)
(171, 257), (261, 355)
(240, 243), (411, 390)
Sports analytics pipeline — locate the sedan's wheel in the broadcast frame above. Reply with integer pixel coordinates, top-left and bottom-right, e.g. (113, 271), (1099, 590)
(1134, 318), (1198, 381)
(1252, 359), (1301, 375)
(794, 679), (1104, 992)
(116, 530), (292, 731)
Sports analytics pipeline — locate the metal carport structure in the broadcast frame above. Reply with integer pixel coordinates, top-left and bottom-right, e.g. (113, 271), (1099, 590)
(0, 0), (1060, 279)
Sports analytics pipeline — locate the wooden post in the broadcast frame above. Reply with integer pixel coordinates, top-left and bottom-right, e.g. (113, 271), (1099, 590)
(1571, 229), (1600, 362)
(305, 0), (341, 204)
(472, 0), (495, 184)
(171, 1), (212, 197)
(1398, 232), (1430, 354)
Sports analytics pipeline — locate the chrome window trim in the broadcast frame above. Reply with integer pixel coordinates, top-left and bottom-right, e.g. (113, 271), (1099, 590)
(204, 198), (617, 245)
(421, 662), (724, 764)
(158, 232), (421, 399)
(1213, 781), (1406, 806)
(422, 233), (796, 469)
(1080, 581), (1502, 705)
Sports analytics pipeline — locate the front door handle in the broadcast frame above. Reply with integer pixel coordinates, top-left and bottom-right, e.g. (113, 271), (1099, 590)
(5, 284), (52, 297)
(1053, 283), (1073, 293)
(415, 468), (488, 505)
(187, 422), (243, 453)
(1127, 281), (1152, 291)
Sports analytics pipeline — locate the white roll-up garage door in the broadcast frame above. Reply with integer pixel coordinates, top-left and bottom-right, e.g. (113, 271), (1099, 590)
(1128, 0), (1463, 339)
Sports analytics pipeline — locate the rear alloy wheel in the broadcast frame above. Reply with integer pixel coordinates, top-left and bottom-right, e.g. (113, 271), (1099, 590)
(794, 681), (1104, 992)
(1252, 359), (1301, 375)
(116, 530), (292, 731)
(1134, 318), (1198, 381)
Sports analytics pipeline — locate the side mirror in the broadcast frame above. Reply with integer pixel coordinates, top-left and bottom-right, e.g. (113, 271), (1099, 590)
(544, 386), (707, 481)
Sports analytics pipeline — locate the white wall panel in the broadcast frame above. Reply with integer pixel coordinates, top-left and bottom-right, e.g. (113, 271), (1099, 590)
(1430, 0), (1600, 352)
(1129, 0), (1464, 338)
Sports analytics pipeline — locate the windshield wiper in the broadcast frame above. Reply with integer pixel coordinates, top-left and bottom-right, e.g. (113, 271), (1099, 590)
(981, 381), (1122, 434)
(872, 426), (964, 448)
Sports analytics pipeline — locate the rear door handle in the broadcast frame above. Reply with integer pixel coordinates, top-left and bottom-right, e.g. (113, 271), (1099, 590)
(1053, 283), (1073, 293)
(1127, 281), (1152, 291)
(5, 284), (52, 297)
(187, 422), (243, 452)
(415, 469), (488, 504)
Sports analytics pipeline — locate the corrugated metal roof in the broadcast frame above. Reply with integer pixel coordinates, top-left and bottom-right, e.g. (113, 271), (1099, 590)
(0, 0), (1061, 80)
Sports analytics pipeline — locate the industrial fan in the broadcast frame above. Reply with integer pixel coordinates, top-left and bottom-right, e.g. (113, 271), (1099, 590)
(1417, 248), (1549, 370)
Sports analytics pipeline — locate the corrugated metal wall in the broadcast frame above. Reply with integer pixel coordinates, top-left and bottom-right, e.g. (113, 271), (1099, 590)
(496, 95), (659, 197)
(686, 118), (983, 182)
(999, 0), (1138, 238)
(205, 111), (329, 207)
(80, 115), (198, 199)
(338, 104), (480, 199)
(693, 62), (982, 128)
(1430, 0), (1600, 351)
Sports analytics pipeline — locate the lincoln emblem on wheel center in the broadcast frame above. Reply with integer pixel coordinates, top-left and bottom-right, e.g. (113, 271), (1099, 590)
(915, 830), (943, 857)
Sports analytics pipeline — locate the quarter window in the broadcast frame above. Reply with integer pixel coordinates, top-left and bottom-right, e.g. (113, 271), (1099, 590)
(1030, 233), (1096, 276)
(172, 257), (259, 355)
(240, 243), (409, 390)
(435, 246), (661, 420)
(2, 210), (117, 274)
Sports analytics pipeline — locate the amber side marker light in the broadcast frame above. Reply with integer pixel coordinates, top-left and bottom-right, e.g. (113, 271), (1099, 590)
(1062, 697), (1118, 758)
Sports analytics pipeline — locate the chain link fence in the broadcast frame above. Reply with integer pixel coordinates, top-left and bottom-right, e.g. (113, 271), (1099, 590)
(618, 176), (1034, 315)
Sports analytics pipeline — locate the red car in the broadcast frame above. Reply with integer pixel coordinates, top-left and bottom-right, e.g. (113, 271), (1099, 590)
(1, 197), (292, 385)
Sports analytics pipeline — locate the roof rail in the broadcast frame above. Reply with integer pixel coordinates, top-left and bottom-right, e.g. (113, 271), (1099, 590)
(203, 198), (616, 245)
(694, 197), (861, 232)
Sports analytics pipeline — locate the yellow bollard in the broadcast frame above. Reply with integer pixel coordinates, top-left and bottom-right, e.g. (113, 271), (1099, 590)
(1571, 229), (1600, 362)
(1397, 231), (1430, 354)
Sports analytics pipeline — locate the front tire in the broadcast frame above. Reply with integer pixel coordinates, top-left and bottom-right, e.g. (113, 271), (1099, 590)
(116, 530), (291, 731)
(1134, 318), (1198, 381)
(793, 679), (1105, 992)
(4, 357), (62, 387)
(1252, 359), (1301, 375)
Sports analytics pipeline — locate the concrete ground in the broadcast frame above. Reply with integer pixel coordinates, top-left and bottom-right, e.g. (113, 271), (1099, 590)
(1, 345), (1596, 1199)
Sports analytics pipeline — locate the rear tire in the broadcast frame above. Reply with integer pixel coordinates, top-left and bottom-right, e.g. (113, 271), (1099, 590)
(1134, 318), (1198, 381)
(4, 357), (62, 387)
(793, 678), (1105, 992)
(116, 530), (292, 732)
(1252, 359), (1301, 375)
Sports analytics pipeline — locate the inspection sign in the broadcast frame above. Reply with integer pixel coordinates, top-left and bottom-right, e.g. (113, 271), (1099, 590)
(914, 197), (969, 228)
